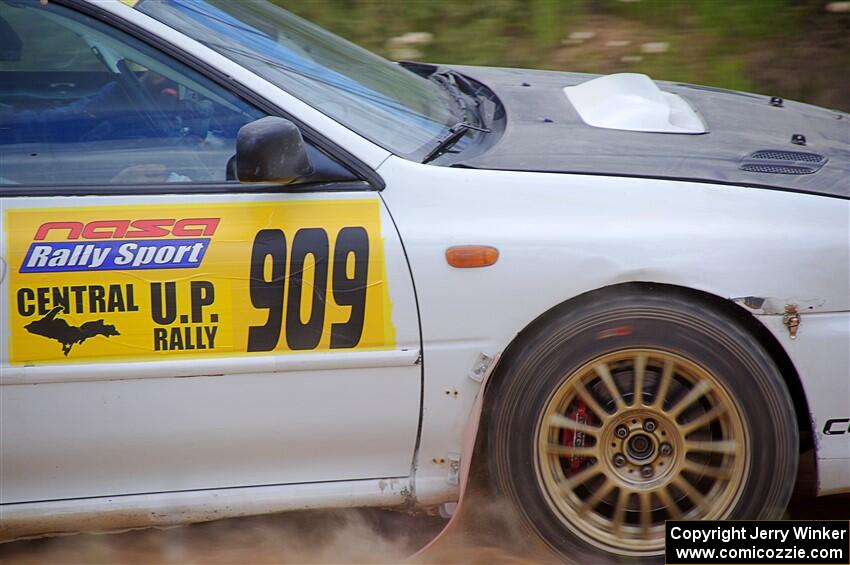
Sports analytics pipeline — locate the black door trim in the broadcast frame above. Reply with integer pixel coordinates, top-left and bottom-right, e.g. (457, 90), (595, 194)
(0, 180), (374, 199)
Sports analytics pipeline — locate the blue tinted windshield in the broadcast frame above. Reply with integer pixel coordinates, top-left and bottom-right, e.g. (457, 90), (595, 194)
(138, 0), (457, 158)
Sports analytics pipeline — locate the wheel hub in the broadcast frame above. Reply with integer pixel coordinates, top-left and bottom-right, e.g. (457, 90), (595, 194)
(605, 412), (677, 484)
(626, 433), (654, 460)
(535, 349), (748, 555)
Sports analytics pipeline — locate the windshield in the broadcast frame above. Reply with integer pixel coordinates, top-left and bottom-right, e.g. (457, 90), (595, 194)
(136, 0), (457, 158)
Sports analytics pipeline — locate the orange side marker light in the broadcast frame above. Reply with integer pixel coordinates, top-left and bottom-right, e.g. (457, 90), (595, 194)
(446, 245), (499, 268)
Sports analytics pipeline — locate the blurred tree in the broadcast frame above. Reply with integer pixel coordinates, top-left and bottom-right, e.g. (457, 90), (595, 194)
(278, 0), (849, 111)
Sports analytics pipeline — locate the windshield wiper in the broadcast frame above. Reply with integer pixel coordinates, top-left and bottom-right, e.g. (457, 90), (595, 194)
(422, 70), (493, 163)
(430, 70), (483, 125)
(421, 120), (490, 164)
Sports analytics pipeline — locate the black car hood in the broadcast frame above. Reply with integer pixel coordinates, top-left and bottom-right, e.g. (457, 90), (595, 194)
(449, 65), (850, 198)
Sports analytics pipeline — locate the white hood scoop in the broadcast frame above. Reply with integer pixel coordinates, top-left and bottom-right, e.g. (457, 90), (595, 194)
(564, 73), (706, 134)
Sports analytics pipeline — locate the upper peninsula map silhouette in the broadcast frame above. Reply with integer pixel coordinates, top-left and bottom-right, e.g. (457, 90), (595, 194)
(24, 306), (120, 356)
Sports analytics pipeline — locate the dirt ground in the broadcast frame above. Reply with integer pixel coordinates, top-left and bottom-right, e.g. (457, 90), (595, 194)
(1, 450), (847, 564)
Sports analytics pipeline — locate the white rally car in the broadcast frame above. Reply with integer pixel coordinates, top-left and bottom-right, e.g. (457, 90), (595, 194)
(0, 0), (848, 560)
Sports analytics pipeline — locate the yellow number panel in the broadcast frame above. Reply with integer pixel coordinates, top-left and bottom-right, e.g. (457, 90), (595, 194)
(6, 199), (395, 365)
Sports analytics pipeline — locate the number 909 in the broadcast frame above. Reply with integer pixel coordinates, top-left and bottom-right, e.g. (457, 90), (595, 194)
(247, 227), (369, 352)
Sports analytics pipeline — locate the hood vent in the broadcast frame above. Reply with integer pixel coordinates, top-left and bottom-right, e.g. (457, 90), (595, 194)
(564, 73), (707, 134)
(740, 150), (827, 175)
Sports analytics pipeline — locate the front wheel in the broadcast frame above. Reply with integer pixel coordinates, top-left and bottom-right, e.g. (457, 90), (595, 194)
(487, 288), (798, 560)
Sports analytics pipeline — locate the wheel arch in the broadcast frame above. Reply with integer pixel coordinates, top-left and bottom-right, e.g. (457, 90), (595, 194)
(419, 282), (814, 557)
(470, 281), (812, 484)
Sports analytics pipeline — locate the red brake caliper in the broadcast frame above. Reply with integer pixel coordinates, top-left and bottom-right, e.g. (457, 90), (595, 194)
(561, 403), (593, 471)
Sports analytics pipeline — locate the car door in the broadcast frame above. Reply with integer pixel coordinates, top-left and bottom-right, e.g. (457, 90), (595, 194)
(0, 0), (420, 504)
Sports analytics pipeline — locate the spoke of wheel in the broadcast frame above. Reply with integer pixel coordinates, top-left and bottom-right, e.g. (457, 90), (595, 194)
(579, 478), (616, 517)
(612, 488), (628, 532)
(638, 491), (652, 535)
(558, 463), (601, 491)
(672, 476), (709, 514)
(682, 459), (733, 481)
(680, 404), (727, 436)
(545, 443), (598, 458)
(632, 354), (647, 406)
(652, 359), (675, 409)
(595, 362), (626, 412)
(549, 413), (601, 436)
(655, 485), (681, 520)
(669, 379), (713, 419)
(685, 439), (738, 456)
(572, 379), (610, 423)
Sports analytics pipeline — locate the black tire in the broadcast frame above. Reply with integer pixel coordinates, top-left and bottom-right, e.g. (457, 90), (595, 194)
(487, 286), (798, 561)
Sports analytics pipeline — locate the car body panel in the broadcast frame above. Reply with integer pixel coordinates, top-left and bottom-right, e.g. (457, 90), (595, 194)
(0, 191), (422, 504)
(759, 313), (850, 489)
(449, 65), (850, 198)
(375, 155), (850, 497)
(0, 476), (413, 541)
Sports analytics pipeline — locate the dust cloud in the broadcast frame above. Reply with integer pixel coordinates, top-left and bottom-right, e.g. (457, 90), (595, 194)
(0, 492), (554, 564)
(0, 509), (434, 564)
(1, 451), (847, 564)
(413, 486), (560, 565)
(0, 488), (559, 564)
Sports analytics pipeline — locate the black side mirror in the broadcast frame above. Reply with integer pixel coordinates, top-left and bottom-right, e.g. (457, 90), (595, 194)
(236, 116), (313, 184)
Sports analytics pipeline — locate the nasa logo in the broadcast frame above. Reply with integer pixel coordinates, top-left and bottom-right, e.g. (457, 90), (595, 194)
(20, 218), (220, 273)
(33, 218), (220, 240)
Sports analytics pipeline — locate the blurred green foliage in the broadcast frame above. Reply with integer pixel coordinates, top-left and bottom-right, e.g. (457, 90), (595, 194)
(280, 0), (849, 110)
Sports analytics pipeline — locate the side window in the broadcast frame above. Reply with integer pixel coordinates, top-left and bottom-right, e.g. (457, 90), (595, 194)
(0, 1), (351, 187)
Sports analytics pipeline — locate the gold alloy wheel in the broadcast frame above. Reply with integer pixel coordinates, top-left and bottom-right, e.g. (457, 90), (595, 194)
(534, 349), (749, 555)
